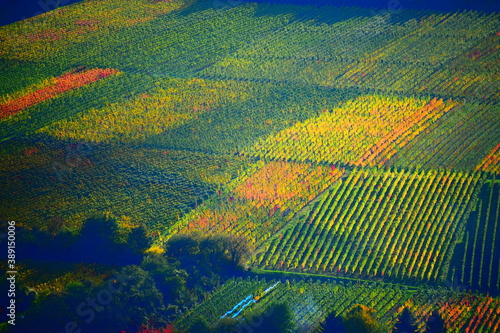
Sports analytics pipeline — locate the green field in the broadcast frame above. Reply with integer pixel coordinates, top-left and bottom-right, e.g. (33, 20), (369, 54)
(176, 275), (500, 332)
(1, 0), (499, 331)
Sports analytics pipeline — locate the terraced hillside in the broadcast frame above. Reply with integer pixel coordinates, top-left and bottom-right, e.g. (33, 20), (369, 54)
(1, 0), (499, 331)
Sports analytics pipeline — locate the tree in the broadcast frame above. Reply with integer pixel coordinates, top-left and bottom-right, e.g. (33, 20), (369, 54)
(74, 216), (140, 265)
(79, 215), (119, 243)
(47, 215), (66, 235)
(166, 233), (251, 277)
(321, 310), (346, 333)
(245, 302), (296, 333)
(425, 310), (446, 333)
(223, 234), (251, 269)
(136, 322), (176, 333)
(344, 304), (382, 333)
(128, 225), (152, 255)
(90, 265), (166, 333)
(140, 255), (189, 311)
(166, 234), (200, 261)
(393, 307), (417, 333)
(199, 235), (230, 273)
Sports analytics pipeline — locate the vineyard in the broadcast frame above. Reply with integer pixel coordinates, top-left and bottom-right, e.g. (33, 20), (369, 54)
(253, 168), (483, 282)
(448, 176), (500, 294)
(243, 95), (457, 167)
(0, 260), (111, 294)
(0, 0), (499, 331)
(404, 288), (500, 332)
(175, 276), (415, 332)
(39, 77), (253, 143)
(176, 276), (500, 332)
(161, 160), (344, 246)
(387, 101), (500, 172)
(0, 68), (120, 119)
(476, 143), (500, 174)
(0, 138), (248, 232)
(200, 8), (500, 100)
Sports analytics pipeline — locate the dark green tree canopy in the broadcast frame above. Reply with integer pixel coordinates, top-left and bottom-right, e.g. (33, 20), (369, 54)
(393, 307), (418, 333)
(244, 302), (296, 333)
(321, 310), (346, 333)
(344, 304), (382, 333)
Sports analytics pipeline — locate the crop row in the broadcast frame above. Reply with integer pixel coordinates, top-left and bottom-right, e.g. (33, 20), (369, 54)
(174, 277), (270, 330)
(0, 0), (187, 61)
(243, 95), (454, 167)
(476, 143), (500, 174)
(0, 1), (289, 100)
(448, 178), (500, 294)
(0, 139), (246, 232)
(176, 276), (413, 331)
(405, 288), (500, 332)
(242, 279), (410, 331)
(254, 168), (482, 282)
(200, 7), (499, 100)
(0, 68), (120, 120)
(7, 74), (360, 155)
(39, 77), (252, 143)
(388, 100), (500, 172)
(178, 276), (500, 332)
(161, 160), (344, 247)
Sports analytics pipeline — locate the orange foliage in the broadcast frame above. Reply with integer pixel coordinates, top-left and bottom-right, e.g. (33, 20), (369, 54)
(169, 161), (344, 245)
(355, 98), (456, 167)
(233, 161), (343, 210)
(465, 297), (495, 333)
(187, 208), (240, 231)
(475, 143), (500, 173)
(27, 29), (65, 41)
(0, 68), (119, 119)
